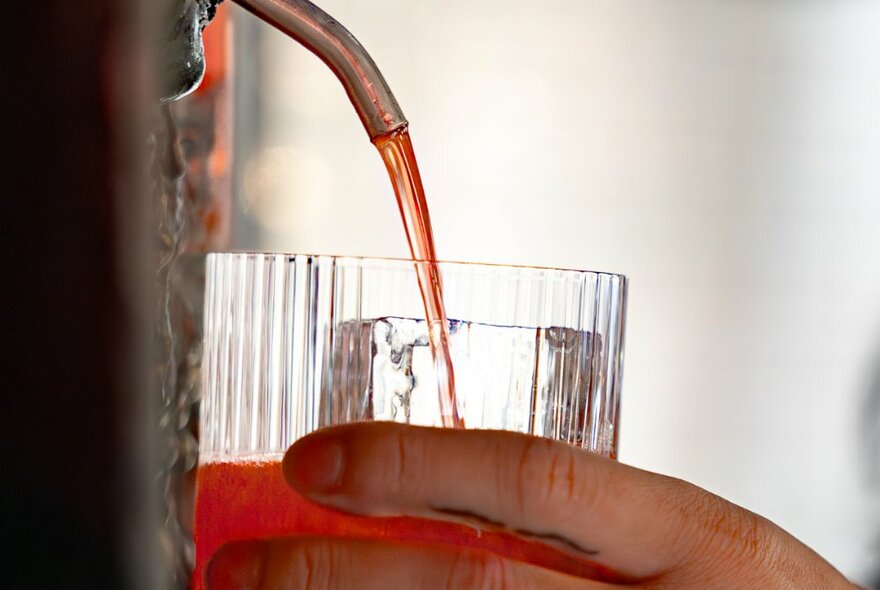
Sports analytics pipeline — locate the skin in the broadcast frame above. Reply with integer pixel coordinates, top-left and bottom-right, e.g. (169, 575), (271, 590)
(207, 422), (859, 589)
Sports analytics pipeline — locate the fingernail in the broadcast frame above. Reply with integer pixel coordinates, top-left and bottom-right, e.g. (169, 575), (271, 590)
(283, 432), (345, 495)
(206, 541), (265, 590)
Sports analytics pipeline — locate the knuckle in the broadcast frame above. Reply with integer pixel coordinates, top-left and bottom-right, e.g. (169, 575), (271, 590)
(498, 436), (543, 520)
(443, 550), (509, 590)
(711, 506), (781, 571)
(272, 539), (350, 590)
(666, 479), (780, 573)
(388, 426), (425, 496)
(501, 436), (601, 522)
(370, 424), (424, 498)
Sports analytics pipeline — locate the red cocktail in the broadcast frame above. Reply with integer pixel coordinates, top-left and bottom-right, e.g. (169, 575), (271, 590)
(192, 456), (628, 589)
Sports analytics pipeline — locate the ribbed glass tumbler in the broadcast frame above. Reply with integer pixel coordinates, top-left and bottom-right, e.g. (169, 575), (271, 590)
(193, 253), (627, 588)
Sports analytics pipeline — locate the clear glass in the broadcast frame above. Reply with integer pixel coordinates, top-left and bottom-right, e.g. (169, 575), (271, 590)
(194, 253), (627, 588)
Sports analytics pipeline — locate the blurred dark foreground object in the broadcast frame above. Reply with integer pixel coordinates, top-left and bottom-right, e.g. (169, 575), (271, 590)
(1, 0), (162, 587)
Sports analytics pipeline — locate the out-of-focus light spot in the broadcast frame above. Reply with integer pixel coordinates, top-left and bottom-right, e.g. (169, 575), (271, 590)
(241, 146), (335, 233)
(259, 33), (344, 120)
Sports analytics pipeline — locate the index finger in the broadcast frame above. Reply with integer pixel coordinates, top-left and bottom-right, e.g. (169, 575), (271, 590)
(281, 422), (719, 578)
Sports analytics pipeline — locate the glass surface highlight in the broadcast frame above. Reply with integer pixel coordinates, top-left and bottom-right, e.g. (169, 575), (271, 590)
(201, 253), (627, 458)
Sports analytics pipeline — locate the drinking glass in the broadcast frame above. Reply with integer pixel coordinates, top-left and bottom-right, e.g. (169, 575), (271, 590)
(193, 253), (627, 588)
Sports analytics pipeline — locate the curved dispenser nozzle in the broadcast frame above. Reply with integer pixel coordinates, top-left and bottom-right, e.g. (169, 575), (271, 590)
(231, 0), (408, 139)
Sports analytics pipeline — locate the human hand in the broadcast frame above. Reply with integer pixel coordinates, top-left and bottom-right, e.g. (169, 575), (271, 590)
(207, 422), (858, 589)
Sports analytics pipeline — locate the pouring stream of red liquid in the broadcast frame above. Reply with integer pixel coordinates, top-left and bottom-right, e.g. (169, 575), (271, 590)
(373, 127), (463, 429)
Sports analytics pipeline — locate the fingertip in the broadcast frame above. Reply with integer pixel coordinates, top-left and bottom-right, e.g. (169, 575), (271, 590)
(283, 429), (346, 495)
(206, 541), (266, 590)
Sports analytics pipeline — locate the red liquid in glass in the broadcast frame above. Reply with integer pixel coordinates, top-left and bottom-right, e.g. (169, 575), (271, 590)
(192, 458), (628, 589)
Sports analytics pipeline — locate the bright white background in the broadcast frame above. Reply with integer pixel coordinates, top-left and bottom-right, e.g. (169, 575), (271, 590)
(230, 1), (880, 581)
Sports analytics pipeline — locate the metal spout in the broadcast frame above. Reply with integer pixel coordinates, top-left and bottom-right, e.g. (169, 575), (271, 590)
(233, 0), (408, 139)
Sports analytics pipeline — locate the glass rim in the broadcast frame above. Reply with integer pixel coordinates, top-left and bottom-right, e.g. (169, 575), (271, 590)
(207, 251), (627, 281)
